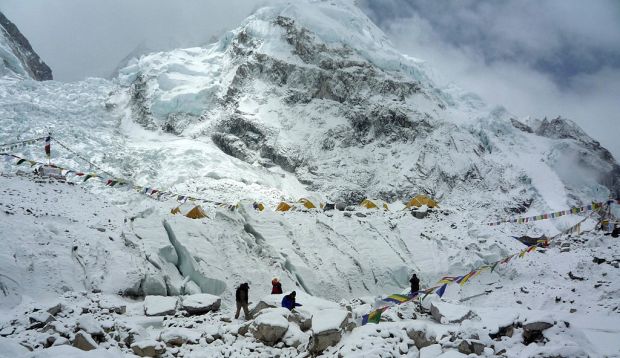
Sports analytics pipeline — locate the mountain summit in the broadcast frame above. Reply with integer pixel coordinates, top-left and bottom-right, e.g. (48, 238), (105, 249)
(115, 0), (619, 211)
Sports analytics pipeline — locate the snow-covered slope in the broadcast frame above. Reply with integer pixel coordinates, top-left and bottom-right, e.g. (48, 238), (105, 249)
(114, 0), (619, 213)
(0, 11), (52, 80)
(1, 1), (619, 356)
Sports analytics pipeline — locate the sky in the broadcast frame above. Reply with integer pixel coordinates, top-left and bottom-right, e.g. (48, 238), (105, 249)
(1, 0), (618, 158)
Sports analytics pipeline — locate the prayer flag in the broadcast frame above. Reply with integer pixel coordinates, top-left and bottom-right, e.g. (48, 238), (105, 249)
(44, 136), (51, 159)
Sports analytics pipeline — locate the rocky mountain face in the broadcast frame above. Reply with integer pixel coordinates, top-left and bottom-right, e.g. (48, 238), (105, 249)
(0, 11), (52, 80)
(116, 1), (619, 210)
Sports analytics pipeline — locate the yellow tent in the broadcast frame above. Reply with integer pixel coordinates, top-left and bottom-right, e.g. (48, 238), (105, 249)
(276, 202), (293, 212)
(171, 203), (208, 219)
(298, 198), (317, 209)
(405, 195), (438, 209)
(360, 199), (389, 210)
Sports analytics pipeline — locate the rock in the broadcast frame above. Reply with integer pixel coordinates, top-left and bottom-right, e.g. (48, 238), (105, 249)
(250, 300), (278, 318)
(131, 339), (166, 357)
(489, 324), (515, 340)
(28, 311), (55, 329)
(73, 331), (98, 351)
(99, 298), (127, 314)
(282, 324), (308, 348)
(430, 301), (477, 324)
(471, 341), (486, 355)
(77, 317), (104, 337)
(238, 322), (251, 336)
(523, 321), (554, 332)
(457, 339), (486, 355)
(46, 303), (63, 316)
(354, 212), (367, 218)
(0, 11), (53, 80)
(160, 328), (202, 346)
(412, 210), (428, 219)
(593, 257), (606, 264)
(308, 329), (341, 354)
(288, 310), (312, 331)
(144, 296), (177, 316)
(251, 308), (290, 345)
(343, 212), (352, 218)
(407, 327), (437, 349)
(335, 202), (346, 211)
(181, 293), (221, 315)
(457, 340), (472, 354)
(522, 320), (554, 344)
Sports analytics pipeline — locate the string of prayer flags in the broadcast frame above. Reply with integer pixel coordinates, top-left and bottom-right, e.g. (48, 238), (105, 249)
(488, 202), (602, 226)
(0, 137), (45, 153)
(362, 241), (547, 325)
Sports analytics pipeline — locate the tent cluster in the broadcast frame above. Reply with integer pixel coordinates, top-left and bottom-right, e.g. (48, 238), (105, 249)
(275, 197), (324, 212)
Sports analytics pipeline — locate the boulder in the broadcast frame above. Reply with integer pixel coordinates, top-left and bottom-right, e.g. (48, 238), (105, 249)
(251, 308), (290, 345)
(144, 296), (177, 316)
(522, 320), (554, 344)
(457, 339), (485, 355)
(430, 301), (477, 324)
(28, 311), (55, 329)
(46, 303), (63, 316)
(307, 309), (348, 353)
(160, 328), (202, 346)
(288, 310), (312, 331)
(523, 321), (554, 332)
(282, 324), (309, 348)
(308, 329), (341, 354)
(131, 339), (166, 357)
(407, 327), (437, 349)
(76, 317), (104, 339)
(72, 331), (98, 351)
(250, 300), (277, 318)
(181, 294), (221, 315)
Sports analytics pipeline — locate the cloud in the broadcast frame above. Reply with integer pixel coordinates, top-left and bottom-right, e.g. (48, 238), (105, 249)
(358, 0), (620, 159)
(0, 0), (266, 81)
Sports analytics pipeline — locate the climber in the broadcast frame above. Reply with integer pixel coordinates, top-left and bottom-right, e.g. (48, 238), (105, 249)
(235, 282), (252, 320)
(271, 277), (283, 294)
(281, 291), (302, 311)
(410, 273), (420, 294)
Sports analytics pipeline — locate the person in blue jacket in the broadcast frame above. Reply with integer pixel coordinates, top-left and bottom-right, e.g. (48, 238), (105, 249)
(281, 291), (302, 311)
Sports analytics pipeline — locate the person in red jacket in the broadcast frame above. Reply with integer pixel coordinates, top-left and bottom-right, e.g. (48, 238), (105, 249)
(271, 277), (283, 294)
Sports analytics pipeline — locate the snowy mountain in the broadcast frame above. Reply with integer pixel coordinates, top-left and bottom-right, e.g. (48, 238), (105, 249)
(0, 11), (52, 80)
(1, 2), (620, 356)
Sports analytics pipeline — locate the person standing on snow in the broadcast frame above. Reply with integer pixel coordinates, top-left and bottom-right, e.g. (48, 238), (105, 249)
(281, 291), (302, 311)
(410, 273), (420, 294)
(235, 283), (252, 320)
(271, 278), (283, 294)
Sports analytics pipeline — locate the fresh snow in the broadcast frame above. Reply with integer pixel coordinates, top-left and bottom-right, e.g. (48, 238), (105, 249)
(0, 0), (619, 357)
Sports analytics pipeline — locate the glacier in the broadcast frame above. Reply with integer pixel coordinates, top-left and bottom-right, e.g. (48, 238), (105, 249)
(1, 1), (620, 356)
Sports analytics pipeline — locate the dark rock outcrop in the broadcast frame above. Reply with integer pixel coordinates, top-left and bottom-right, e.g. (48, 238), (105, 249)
(0, 11), (52, 80)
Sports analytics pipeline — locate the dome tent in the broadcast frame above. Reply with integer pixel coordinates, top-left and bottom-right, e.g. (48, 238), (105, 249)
(360, 198), (389, 210)
(405, 195), (438, 209)
(170, 202), (208, 219)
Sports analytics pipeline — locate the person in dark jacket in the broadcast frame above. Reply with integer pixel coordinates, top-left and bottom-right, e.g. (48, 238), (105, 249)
(281, 291), (302, 311)
(271, 278), (283, 294)
(235, 283), (251, 320)
(410, 273), (420, 294)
